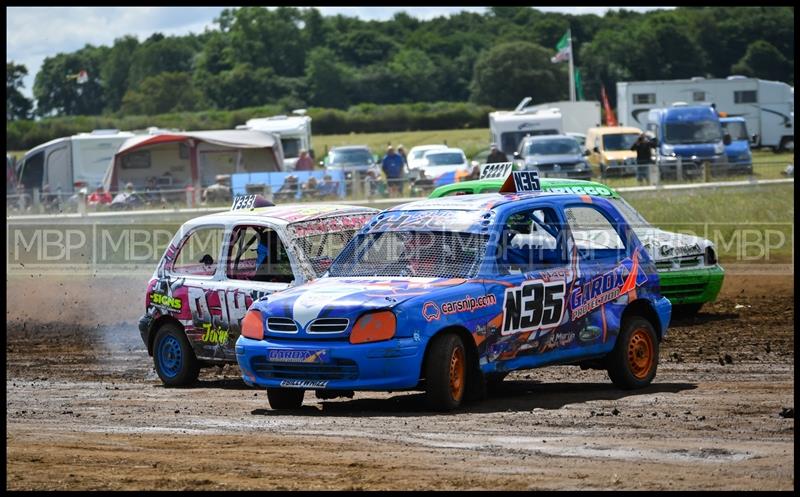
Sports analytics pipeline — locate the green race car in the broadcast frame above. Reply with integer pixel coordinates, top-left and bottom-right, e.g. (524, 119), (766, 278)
(430, 176), (724, 315)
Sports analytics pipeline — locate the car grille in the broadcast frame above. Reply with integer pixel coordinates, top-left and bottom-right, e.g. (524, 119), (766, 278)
(661, 282), (707, 298)
(536, 162), (580, 171)
(250, 357), (359, 381)
(656, 256), (703, 271)
(307, 318), (349, 333)
(266, 317), (298, 333)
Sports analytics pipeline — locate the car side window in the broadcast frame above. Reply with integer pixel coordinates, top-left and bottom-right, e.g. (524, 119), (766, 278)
(171, 227), (225, 276)
(226, 225), (294, 283)
(497, 207), (567, 274)
(565, 206), (625, 261)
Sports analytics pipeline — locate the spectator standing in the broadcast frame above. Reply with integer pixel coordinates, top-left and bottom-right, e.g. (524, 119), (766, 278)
(294, 149), (315, 171)
(203, 175), (232, 204)
(396, 144), (408, 167)
(381, 146), (406, 197)
(486, 143), (509, 164)
(631, 133), (654, 184)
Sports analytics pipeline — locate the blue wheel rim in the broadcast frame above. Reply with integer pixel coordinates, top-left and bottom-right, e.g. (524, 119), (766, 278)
(157, 335), (183, 378)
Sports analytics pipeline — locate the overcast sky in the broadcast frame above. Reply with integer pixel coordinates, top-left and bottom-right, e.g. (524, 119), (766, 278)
(7, 6), (673, 99)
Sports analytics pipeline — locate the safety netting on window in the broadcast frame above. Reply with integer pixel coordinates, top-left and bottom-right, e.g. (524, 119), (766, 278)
(327, 231), (488, 279)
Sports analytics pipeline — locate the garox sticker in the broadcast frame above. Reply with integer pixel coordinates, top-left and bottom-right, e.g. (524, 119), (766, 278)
(268, 349), (330, 363)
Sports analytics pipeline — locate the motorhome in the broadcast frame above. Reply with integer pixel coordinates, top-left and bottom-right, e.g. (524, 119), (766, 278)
(237, 111), (312, 170)
(617, 76), (793, 151)
(646, 104), (730, 178)
(489, 98), (601, 157)
(16, 129), (135, 194)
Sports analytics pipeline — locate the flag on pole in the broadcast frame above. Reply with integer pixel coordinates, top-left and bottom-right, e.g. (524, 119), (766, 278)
(67, 69), (89, 84)
(601, 85), (618, 126)
(551, 31), (571, 63)
(575, 68), (584, 101)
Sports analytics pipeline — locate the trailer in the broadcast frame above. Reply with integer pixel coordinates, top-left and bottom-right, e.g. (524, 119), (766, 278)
(237, 110), (312, 171)
(16, 129), (135, 194)
(489, 98), (601, 156)
(617, 76), (794, 151)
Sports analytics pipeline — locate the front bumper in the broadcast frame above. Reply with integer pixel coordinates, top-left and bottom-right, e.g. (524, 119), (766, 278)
(235, 336), (425, 390)
(658, 265), (725, 305)
(658, 155), (728, 177)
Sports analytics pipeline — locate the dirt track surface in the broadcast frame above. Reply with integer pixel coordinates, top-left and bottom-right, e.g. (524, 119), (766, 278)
(5, 272), (795, 490)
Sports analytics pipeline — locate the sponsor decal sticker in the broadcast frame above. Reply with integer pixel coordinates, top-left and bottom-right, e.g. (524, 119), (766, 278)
(440, 294), (498, 315)
(201, 323), (229, 345)
(267, 349), (330, 363)
(151, 292), (182, 310)
(280, 379), (329, 389)
(570, 254), (648, 320)
(422, 301), (441, 322)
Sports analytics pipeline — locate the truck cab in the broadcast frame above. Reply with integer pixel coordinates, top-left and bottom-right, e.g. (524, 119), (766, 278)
(585, 126), (642, 177)
(646, 104), (731, 178)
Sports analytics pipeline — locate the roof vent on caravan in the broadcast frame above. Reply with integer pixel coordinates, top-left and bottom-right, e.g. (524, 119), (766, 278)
(671, 101), (688, 107)
(691, 76), (705, 81)
(235, 124), (249, 130)
(514, 96), (533, 112)
(292, 109), (307, 116)
(727, 75), (747, 80)
(268, 115), (288, 120)
(89, 129), (121, 135)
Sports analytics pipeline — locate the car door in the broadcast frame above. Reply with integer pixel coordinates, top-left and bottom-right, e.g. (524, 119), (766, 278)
(480, 203), (576, 371)
(211, 222), (298, 361)
(562, 202), (633, 355)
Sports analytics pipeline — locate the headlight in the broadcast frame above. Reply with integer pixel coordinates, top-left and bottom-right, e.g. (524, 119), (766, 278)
(661, 143), (675, 156)
(705, 247), (717, 266)
(241, 310), (264, 340)
(349, 310), (396, 344)
(714, 141), (725, 154)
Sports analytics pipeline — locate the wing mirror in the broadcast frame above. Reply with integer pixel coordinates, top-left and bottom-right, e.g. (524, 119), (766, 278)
(592, 146), (599, 154)
(513, 151), (520, 159)
(583, 149), (591, 156)
(723, 134), (732, 146)
(751, 134), (759, 145)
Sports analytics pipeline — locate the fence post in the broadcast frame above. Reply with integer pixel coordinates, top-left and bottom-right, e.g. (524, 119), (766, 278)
(186, 186), (194, 208)
(77, 190), (87, 216)
(676, 157), (683, 182)
(649, 162), (660, 188)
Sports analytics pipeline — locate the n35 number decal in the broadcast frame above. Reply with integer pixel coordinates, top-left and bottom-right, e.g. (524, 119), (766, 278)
(501, 279), (565, 336)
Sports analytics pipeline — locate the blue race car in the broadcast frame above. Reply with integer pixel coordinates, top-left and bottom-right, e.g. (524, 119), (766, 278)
(236, 172), (671, 411)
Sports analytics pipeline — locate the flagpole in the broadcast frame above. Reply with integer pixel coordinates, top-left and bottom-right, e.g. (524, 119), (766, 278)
(568, 28), (576, 102)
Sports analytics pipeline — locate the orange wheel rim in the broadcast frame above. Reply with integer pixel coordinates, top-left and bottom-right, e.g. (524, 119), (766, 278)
(449, 346), (465, 400)
(628, 329), (654, 380)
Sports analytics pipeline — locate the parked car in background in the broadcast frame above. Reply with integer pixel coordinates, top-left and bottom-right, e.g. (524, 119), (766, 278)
(513, 134), (592, 180)
(407, 144), (448, 171)
(417, 147), (472, 186)
(585, 126), (642, 177)
(720, 117), (754, 174)
(430, 174), (724, 315)
(322, 146), (381, 194)
(139, 197), (378, 386)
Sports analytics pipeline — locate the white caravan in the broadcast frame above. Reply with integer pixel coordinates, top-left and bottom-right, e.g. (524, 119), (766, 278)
(16, 129), (135, 194)
(237, 111), (313, 170)
(617, 76), (794, 151)
(489, 98), (601, 156)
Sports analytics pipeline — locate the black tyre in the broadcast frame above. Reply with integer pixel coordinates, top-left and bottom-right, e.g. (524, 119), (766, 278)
(672, 303), (703, 317)
(267, 388), (304, 410)
(606, 316), (659, 390)
(425, 333), (468, 411)
(153, 323), (200, 387)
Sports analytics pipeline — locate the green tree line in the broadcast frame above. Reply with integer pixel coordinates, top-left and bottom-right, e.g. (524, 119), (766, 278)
(6, 6), (794, 123)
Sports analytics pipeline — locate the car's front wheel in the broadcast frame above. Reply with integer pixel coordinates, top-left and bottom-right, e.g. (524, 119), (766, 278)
(606, 316), (659, 389)
(267, 388), (305, 410)
(425, 333), (468, 411)
(153, 324), (200, 387)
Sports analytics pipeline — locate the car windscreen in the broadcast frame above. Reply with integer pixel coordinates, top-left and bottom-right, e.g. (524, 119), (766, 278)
(425, 152), (465, 166)
(328, 231), (488, 278)
(602, 133), (639, 151)
(501, 130), (557, 156)
(288, 213), (376, 277)
(329, 149), (372, 166)
(609, 197), (650, 236)
(664, 120), (722, 144)
(525, 138), (581, 156)
(721, 121), (748, 141)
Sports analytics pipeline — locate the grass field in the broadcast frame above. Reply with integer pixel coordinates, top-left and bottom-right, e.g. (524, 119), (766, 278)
(625, 183), (794, 263)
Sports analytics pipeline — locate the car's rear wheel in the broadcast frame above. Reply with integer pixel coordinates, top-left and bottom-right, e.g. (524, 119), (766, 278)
(153, 324), (200, 387)
(607, 316), (659, 389)
(425, 333), (467, 411)
(267, 388), (305, 410)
